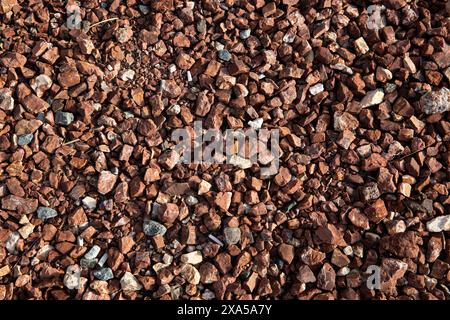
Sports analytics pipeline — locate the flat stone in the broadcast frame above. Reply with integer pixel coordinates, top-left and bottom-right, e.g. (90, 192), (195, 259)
(218, 49), (231, 61)
(84, 245), (101, 260)
(17, 134), (34, 146)
(180, 251), (203, 265)
(223, 227), (241, 245)
(80, 258), (98, 269)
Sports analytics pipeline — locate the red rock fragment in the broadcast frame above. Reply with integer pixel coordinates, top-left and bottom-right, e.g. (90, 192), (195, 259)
(97, 171), (117, 195)
(157, 203), (179, 224)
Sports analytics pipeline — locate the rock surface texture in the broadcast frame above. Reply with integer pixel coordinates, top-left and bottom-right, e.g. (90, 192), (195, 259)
(0, 0), (449, 301)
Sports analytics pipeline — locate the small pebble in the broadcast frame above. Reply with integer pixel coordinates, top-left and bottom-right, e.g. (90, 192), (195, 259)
(143, 220), (167, 237)
(82, 196), (97, 210)
(17, 134), (34, 146)
(84, 245), (101, 260)
(55, 111), (74, 126)
(223, 227), (241, 245)
(239, 29), (251, 39)
(37, 206), (58, 220)
(218, 49), (231, 61)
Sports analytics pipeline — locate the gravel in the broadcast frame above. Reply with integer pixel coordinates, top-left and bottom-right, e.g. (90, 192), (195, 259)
(0, 0), (449, 302)
(36, 206), (57, 220)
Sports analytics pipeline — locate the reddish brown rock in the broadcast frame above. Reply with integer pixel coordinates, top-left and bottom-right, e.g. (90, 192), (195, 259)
(57, 70), (81, 88)
(215, 192), (232, 211)
(0, 52), (26, 68)
(317, 263), (336, 291)
(316, 224), (345, 246)
(380, 232), (420, 259)
(278, 243), (295, 264)
(157, 203), (179, 224)
(365, 199), (388, 224)
(22, 94), (49, 113)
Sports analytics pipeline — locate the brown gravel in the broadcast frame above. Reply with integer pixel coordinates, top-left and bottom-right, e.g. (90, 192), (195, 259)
(0, 0), (449, 301)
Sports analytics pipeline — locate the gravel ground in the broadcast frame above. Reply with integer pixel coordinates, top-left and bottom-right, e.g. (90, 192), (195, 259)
(0, 0), (449, 300)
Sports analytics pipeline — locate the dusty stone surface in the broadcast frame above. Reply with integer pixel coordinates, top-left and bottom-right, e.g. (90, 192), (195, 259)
(0, 0), (448, 302)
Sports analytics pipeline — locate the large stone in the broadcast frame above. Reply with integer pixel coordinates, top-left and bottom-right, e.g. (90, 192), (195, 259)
(17, 134), (34, 146)
(1, 195), (38, 214)
(180, 251), (203, 265)
(380, 231), (419, 258)
(361, 89), (385, 107)
(380, 258), (408, 293)
(180, 264), (201, 285)
(93, 268), (114, 281)
(317, 263), (336, 291)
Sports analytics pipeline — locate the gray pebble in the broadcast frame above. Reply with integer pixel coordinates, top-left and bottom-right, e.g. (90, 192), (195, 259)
(84, 245), (101, 260)
(143, 220), (167, 237)
(17, 134), (34, 146)
(138, 5), (150, 15)
(185, 195), (198, 206)
(80, 258), (98, 269)
(55, 111), (75, 126)
(240, 29), (251, 40)
(37, 206), (58, 220)
(223, 227), (241, 245)
(218, 50), (231, 62)
(196, 20), (207, 33)
(37, 113), (45, 121)
(93, 267), (114, 281)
